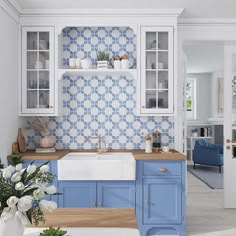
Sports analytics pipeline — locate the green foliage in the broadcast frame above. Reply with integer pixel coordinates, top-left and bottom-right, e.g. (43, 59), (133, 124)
(8, 154), (22, 166)
(0, 158), (4, 169)
(96, 51), (109, 61)
(186, 100), (192, 110)
(39, 227), (68, 236)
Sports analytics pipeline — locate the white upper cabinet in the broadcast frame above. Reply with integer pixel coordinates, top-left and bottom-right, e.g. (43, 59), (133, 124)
(20, 27), (60, 116)
(139, 26), (174, 115)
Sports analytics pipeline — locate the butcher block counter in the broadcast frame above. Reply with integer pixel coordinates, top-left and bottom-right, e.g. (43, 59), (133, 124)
(31, 208), (137, 228)
(20, 149), (186, 161)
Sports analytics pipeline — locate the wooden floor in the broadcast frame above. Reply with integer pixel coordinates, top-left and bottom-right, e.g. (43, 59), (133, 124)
(187, 172), (236, 235)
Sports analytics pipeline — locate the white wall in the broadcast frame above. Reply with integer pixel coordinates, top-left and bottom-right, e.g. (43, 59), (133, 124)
(187, 73), (212, 124)
(0, 7), (22, 164)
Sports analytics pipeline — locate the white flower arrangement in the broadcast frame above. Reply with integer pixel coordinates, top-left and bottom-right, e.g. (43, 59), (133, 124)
(0, 162), (58, 225)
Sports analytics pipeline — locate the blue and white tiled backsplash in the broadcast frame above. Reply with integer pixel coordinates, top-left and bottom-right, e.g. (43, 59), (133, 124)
(26, 27), (174, 150)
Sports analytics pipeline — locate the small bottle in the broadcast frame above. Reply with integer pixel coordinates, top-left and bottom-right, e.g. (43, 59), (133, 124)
(145, 135), (152, 153)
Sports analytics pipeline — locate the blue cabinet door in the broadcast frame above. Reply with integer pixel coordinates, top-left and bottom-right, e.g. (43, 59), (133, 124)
(97, 181), (135, 208)
(58, 181), (96, 208)
(143, 178), (182, 224)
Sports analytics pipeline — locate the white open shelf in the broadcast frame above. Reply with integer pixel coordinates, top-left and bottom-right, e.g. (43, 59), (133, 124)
(58, 68), (137, 79)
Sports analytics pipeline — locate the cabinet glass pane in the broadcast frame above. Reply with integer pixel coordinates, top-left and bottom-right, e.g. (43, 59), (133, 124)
(146, 71), (157, 89)
(27, 32), (37, 50)
(146, 52), (157, 70)
(27, 91), (37, 108)
(39, 71), (49, 89)
(158, 71), (168, 89)
(158, 51), (168, 70)
(146, 90), (157, 109)
(146, 32), (157, 50)
(27, 71), (37, 89)
(158, 91), (168, 108)
(39, 32), (50, 50)
(158, 32), (168, 50)
(39, 52), (49, 69)
(27, 52), (37, 69)
(39, 91), (49, 108)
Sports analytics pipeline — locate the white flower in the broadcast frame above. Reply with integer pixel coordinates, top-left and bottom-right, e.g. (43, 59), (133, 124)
(40, 165), (49, 173)
(2, 169), (12, 179)
(7, 165), (15, 174)
(15, 182), (25, 191)
(27, 165), (36, 175)
(17, 196), (33, 212)
(45, 185), (57, 195)
(39, 200), (57, 212)
(1, 207), (17, 222)
(20, 168), (26, 174)
(15, 211), (31, 225)
(15, 163), (23, 171)
(33, 189), (45, 200)
(11, 172), (22, 182)
(6, 196), (19, 208)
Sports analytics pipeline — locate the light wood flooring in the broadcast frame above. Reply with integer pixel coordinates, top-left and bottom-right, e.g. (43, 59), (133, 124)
(187, 172), (236, 235)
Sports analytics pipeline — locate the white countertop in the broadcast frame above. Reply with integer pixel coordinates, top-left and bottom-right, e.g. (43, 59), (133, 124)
(25, 228), (140, 236)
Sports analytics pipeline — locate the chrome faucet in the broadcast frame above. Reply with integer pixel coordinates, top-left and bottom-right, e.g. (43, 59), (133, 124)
(85, 134), (107, 154)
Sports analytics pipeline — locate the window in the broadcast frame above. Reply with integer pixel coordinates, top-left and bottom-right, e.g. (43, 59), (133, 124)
(186, 78), (196, 120)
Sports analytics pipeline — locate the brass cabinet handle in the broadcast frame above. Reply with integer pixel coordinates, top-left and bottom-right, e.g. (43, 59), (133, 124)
(159, 167), (168, 172)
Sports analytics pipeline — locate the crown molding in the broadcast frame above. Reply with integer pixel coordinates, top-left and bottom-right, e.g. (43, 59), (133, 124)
(0, 0), (20, 22)
(178, 17), (236, 26)
(20, 8), (184, 18)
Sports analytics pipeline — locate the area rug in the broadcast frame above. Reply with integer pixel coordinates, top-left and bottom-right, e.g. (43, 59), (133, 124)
(187, 165), (223, 189)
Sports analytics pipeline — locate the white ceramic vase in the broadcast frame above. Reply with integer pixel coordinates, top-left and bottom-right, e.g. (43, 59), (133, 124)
(0, 217), (25, 236)
(40, 135), (56, 148)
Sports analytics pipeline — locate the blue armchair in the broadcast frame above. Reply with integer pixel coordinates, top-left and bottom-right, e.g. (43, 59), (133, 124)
(193, 139), (224, 173)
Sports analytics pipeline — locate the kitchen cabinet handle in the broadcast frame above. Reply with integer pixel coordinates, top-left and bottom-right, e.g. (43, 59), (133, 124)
(98, 202), (102, 207)
(159, 167), (168, 172)
(92, 202), (96, 207)
(144, 200), (149, 205)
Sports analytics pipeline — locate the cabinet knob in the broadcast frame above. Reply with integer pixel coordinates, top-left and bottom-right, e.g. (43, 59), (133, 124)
(92, 202), (96, 207)
(144, 200), (149, 205)
(226, 139), (232, 143)
(98, 202), (102, 207)
(159, 167), (168, 172)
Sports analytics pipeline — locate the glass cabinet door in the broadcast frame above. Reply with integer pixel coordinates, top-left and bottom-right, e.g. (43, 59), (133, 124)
(141, 27), (174, 114)
(22, 27), (54, 114)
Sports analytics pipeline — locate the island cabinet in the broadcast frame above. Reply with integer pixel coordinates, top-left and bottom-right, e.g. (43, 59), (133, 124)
(136, 160), (186, 236)
(58, 181), (135, 208)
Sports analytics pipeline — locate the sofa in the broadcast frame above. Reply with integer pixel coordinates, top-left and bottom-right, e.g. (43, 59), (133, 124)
(192, 139), (224, 173)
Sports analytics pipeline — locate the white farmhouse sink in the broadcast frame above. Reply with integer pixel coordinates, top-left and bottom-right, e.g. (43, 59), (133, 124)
(58, 152), (136, 180)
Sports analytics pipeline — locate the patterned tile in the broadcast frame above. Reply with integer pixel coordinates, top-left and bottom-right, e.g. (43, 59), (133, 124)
(26, 27), (174, 150)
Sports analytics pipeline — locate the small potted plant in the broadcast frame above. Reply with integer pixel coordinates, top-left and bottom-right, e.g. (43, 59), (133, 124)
(39, 226), (68, 236)
(7, 154), (22, 166)
(96, 51), (110, 69)
(0, 162), (58, 236)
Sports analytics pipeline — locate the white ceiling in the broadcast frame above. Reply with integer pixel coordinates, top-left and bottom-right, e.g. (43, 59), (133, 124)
(14, 0), (236, 18)
(184, 42), (224, 74)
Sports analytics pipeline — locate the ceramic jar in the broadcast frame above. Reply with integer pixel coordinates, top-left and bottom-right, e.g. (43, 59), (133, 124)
(145, 140), (153, 153)
(40, 135), (56, 148)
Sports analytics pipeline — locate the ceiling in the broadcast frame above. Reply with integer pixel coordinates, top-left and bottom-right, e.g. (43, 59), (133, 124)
(14, 0), (236, 18)
(184, 42), (224, 74)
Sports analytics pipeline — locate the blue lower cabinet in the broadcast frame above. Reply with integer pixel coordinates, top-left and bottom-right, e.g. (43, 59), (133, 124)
(97, 181), (135, 208)
(58, 181), (96, 208)
(143, 178), (182, 224)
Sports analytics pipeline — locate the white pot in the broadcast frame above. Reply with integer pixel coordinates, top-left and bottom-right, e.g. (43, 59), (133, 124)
(40, 135), (56, 148)
(0, 217), (25, 236)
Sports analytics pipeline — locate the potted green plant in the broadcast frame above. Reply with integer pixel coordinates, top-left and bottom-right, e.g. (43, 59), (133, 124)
(7, 154), (22, 166)
(39, 226), (68, 236)
(96, 51), (110, 69)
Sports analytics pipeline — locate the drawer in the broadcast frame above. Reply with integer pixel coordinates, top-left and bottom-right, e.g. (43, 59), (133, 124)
(142, 161), (182, 176)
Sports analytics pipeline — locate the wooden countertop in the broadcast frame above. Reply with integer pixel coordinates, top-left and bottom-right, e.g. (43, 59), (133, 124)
(21, 149), (186, 161)
(31, 208), (137, 229)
